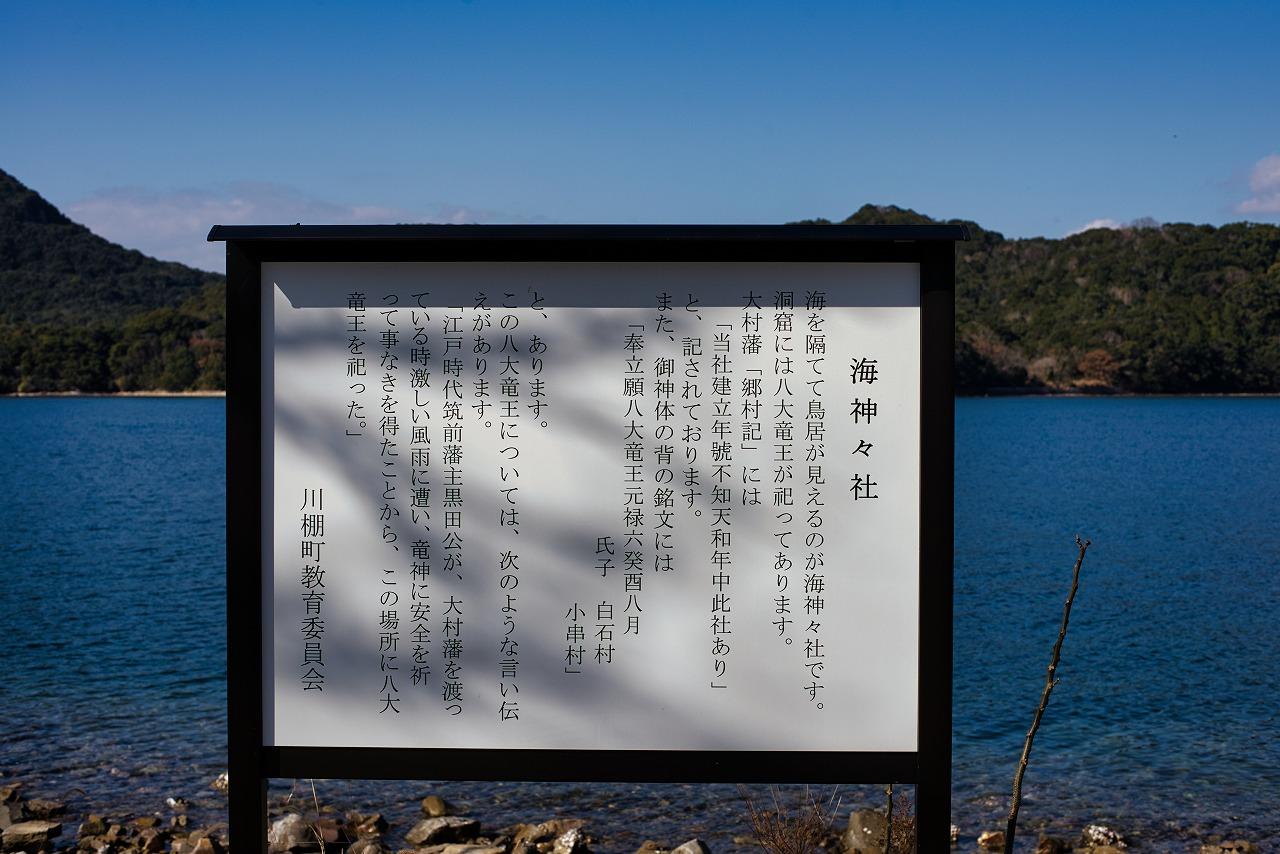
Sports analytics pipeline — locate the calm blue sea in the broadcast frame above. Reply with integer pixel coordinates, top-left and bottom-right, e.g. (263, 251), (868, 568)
(1, 397), (1276, 851)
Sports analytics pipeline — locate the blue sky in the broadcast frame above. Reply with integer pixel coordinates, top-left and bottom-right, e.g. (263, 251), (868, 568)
(3, 1), (1278, 271)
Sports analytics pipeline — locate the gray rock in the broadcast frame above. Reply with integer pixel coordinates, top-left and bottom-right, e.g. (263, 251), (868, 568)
(191, 837), (225, 854)
(349, 839), (389, 854)
(77, 834), (112, 854)
(1200, 842), (1260, 854)
(842, 809), (886, 854)
(314, 818), (350, 847)
(140, 828), (169, 854)
(1081, 825), (1125, 848)
(513, 821), (583, 848)
(405, 817), (480, 847)
(80, 816), (108, 839)
(1034, 837), (1070, 854)
(415, 846), (504, 854)
(348, 813), (388, 838)
(176, 828), (222, 854)
(670, 841), (710, 854)
(553, 828), (587, 854)
(268, 815), (314, 853)
(0, 803), (24, 831)
(210, 774), (229, 794)
(2, 820), (63, 852)
(421, 797), (450, 818)
(25, 801), (64, 820)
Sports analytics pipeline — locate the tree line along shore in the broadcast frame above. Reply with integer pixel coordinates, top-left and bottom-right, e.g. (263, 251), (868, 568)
(2, 169), (1278, 396)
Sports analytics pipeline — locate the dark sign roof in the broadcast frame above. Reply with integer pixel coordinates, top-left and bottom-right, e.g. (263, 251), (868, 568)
(208, 223), (969, 243)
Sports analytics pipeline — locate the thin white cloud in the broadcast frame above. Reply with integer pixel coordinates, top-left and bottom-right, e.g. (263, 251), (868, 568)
(1065, 216), (1161, 237)
(1236, 153), (1280, 215)
(1067, 218), (1123, 236)
(67, 182), (527, 272)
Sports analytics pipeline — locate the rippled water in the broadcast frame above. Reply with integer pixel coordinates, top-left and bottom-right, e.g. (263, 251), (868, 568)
(1, 397), (1276, 851)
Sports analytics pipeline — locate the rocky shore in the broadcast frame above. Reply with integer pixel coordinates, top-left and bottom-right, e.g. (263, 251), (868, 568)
(0, 778), (1263, 854)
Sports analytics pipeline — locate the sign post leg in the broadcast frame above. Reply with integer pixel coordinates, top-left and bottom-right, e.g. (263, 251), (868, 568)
(227, 240), (268, 854)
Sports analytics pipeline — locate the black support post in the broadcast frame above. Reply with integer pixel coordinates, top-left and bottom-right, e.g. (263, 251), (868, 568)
(226, 241), (267, 854)
(916, 240), (956, 845)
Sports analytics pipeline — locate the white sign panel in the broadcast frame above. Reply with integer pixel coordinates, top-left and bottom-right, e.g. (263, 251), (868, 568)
(265, 261), (920, 752)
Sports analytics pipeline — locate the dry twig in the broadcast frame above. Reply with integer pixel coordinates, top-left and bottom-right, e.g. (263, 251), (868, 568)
(1004, 536), (1091, 854)
(884, 783), (893, 854)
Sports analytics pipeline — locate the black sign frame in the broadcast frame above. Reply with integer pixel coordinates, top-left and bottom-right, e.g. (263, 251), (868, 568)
(212, 223), (960, 851)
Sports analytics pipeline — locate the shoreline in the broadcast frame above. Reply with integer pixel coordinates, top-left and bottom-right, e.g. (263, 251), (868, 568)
(0, 778), (1266, 854)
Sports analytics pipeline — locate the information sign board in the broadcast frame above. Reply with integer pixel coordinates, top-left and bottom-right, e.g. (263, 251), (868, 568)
(214, 225), (959, 850)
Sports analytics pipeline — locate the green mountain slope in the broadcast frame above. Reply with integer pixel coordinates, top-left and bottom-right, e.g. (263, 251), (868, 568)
(813, 205), (1280, 393)
(0, 169), (225, 392)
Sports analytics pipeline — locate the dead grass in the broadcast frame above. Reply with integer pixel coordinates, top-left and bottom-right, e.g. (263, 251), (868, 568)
(738, 787), (841, 854)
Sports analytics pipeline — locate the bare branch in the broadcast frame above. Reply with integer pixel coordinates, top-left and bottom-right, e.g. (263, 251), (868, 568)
(884, 783), (893, 854)
(1004, 536), (1091, 854)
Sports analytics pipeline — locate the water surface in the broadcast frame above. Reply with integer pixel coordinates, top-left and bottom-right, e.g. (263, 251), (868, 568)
(0, 397), (1275, 851)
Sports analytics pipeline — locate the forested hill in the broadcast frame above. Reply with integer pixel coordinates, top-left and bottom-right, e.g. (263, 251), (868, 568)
(811, 205), (1280, 393)
(1, 167), (1278, 394)
(0, 169), (224, 392)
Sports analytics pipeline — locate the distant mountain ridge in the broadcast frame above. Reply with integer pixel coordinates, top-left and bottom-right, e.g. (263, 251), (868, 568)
(0, 168), (224, 392)
(0, 169), (222, 326)
(1, 169), (1278, 394)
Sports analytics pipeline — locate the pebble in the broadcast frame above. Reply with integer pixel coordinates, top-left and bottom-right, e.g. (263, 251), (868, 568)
(552, 827), (587, 854)
(976, 829), (1005, 850)
(670, 840), (711, 854)
(842, 807), (887, 853)
(1082, 824), (1125, 848)
(421, 796), (450, 818)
